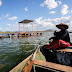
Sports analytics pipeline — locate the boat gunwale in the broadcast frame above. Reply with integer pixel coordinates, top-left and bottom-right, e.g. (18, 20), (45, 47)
(9, 54), (33, 72)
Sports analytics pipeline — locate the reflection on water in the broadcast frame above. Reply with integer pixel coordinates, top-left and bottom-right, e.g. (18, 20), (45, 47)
(0, 32), (72, 72)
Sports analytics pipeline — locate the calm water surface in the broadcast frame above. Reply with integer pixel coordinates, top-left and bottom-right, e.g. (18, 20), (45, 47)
(0, 32), (72, 72)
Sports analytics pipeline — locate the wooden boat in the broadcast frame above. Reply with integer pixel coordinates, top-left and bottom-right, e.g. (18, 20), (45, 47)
(10, 44), (72, 72)
(0, 35), (5, 39)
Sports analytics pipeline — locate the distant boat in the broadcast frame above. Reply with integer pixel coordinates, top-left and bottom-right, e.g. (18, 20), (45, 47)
(0, 35), (5, 38)
(69, 32), (72, 33)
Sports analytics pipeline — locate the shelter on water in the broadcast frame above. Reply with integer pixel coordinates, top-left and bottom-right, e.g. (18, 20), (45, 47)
(18, 19), (34, 36)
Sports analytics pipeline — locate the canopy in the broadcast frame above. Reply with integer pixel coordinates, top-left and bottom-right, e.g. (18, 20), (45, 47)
(19, 19), (34, 24)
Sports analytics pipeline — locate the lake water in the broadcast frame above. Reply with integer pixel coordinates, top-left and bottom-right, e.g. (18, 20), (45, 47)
(0, 32), (72, 72)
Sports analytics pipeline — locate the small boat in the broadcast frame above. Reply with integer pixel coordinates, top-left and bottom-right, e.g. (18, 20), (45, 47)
(10, 44), (72, 72)
(0, 35), (5, 39)
(69, 32), (72, 33)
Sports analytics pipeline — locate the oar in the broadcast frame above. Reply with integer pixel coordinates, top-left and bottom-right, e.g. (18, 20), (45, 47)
(22, 54), (34, 72)
(22, 42), (41, 72)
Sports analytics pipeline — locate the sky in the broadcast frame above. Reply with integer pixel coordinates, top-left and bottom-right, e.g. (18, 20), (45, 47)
(0, 0), (72, 32)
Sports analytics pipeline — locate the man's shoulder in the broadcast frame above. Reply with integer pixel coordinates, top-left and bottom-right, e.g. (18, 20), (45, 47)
(65, 30), (68, 32)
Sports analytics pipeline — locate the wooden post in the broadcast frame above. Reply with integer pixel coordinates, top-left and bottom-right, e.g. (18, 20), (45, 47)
(27, 24), (28, 33)
(32, 23), (34, 41)
(32, 23), (34, 35)
(19, 23), (20, 33)
(23, 21), (25, 33)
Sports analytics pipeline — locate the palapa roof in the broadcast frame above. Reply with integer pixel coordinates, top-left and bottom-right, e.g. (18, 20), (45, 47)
(19, 19), (34, 24)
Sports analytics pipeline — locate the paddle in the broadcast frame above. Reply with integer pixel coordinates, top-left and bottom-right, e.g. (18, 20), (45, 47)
(22, 54), (34, 72)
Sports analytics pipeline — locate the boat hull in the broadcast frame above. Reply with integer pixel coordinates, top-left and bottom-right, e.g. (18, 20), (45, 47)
(10, 45), (72, 72)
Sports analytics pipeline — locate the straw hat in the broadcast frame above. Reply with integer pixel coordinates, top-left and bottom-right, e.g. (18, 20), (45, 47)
(56, 23), (69, 29)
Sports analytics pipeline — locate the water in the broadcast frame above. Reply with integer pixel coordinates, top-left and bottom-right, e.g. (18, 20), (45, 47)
(0, 32), (72, 72)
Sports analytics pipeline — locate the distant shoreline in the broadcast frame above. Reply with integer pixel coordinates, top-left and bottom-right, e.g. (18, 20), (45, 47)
(0, 31), (54, 33)
(34, 31), (54, 32)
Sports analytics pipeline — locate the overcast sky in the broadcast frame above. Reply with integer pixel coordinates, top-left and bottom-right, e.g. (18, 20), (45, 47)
(0, 0), (72, 31)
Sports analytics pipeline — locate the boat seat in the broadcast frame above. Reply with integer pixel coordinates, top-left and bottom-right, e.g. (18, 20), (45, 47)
(34, 59), (72, 72)
(56, 49), (72, 52)
(56, 46), (72, 52)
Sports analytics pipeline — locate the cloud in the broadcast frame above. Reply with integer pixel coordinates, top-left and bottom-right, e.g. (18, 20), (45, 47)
(15, 22), (18, 24)
(0, 17), (1, 19)
(7, 24), (11, 26)
(49, 11), (56, 14)
(25, 15), (27, 17)
(0, 0), (2, 6)
(4, 15), (72, 31)
(5, 15), (72, 31)
(4, 14), (9, 18)
(57, 1), (62, 5)
(35, 17), (55, 31)
(35, 17), (43, 24)
(25, 7), (28, 11)
(28, 24), (31, 27)
(40, 0), (58, 9)
(0, 27), (2, 30)
(40, 4), (44, 7)
(70, 9), (72, 13)
(61, 4), (69, 15)
(51, 16), (70, 23)
(9, 16), (17, 20)
(34, 15), (72, 31)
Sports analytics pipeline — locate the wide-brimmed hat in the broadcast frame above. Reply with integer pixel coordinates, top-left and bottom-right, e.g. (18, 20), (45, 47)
(56, 23), (69, 29)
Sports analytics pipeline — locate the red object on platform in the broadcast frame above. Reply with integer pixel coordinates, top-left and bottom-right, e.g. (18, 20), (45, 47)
(46, 39), (70, 50)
